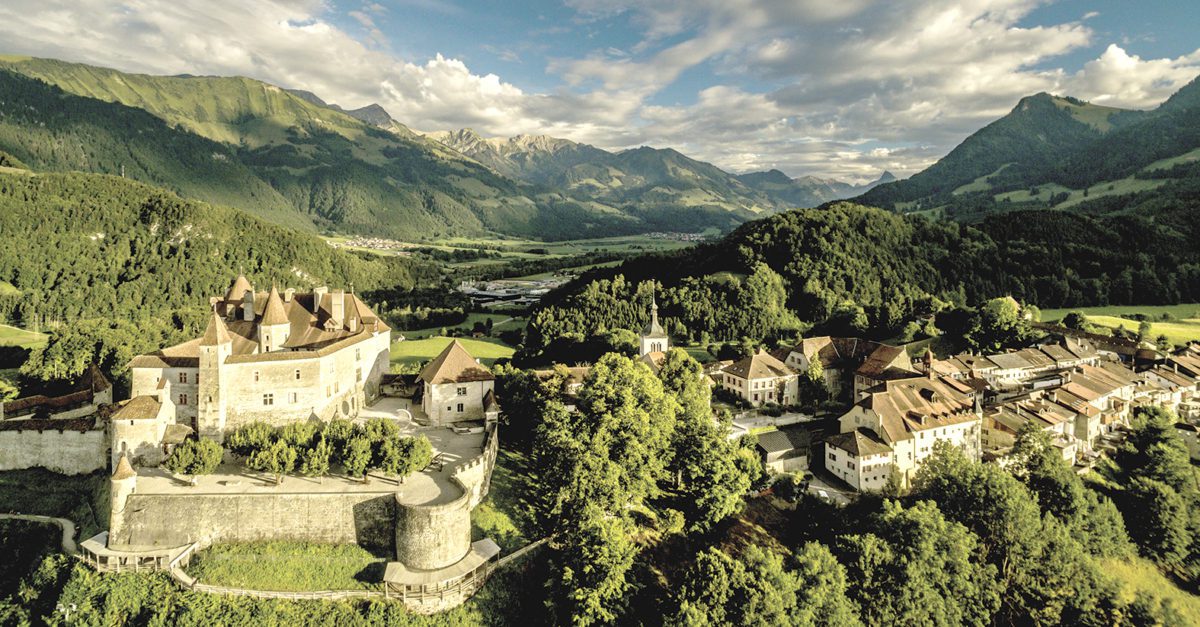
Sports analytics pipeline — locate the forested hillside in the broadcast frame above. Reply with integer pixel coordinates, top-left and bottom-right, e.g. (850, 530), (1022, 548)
(859, 77), (1200, 224)
(0, 170), (436, 386)
(524, 203), (1200, 358)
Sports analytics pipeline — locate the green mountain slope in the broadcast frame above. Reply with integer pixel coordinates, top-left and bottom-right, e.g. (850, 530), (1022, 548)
(0, 169), (434, 330)
(858, 77), (1200, 224)
(0, 69), (310, 231)
(0, 56), (642, 240)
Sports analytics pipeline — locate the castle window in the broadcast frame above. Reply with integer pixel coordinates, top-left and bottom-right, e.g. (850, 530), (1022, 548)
(457, 386), (467, 396)
(263, 393), (274, 406)
(179, 394), (187, 406)
(254, 371), (260, 382)
(294, 369), (301, 380)
(457, 403), (465, 413)
(289, 392), (297, 404)
(178, 372), (188, 384)
(356, 348), (361, 360)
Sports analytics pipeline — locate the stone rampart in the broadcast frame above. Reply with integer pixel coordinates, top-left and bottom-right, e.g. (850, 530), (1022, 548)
(0, 427), (106, 475)
(111, 491), (396, 552)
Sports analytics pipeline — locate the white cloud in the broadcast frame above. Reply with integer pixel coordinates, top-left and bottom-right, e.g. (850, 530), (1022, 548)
(0, 0), (1196, 183)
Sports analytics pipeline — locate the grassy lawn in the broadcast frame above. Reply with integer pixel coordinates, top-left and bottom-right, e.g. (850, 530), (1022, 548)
(0, 469), (108, 538)
(397, 313), (525, 340)
(0, 323), (46, 348)
(1041, 304), (1200, 346)
(472, 449), (537, 553)
(389, 336), (515, 369)
(1101, 556), (1200, 623)
(188, 541), (385, 591)
(682, 345), (716, 364)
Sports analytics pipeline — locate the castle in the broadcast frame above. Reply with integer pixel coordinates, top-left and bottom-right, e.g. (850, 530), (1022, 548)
(115, 276), (391, 466)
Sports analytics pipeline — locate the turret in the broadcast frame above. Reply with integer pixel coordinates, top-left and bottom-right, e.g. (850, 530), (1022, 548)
(197, 308), (232, 440)
(109, 454), (137, 545)
(258, 285), (290, 352)
(224, 274), (253, 320)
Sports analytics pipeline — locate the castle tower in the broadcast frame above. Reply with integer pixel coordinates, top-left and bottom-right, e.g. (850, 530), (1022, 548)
(224, 273), (252, 319)
(640, 292), (668, 357)
(197, 308), (232, 440)
(258, 285), (290, 353)
(108, 454), (137, 546)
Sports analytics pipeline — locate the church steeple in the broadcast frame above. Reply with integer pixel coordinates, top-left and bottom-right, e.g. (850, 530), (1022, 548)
(640, 290), (668, 357)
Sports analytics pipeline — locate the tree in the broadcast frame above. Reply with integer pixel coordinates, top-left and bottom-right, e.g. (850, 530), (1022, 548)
(248, 439), (296, 486)
(792, 542), (862, 627)
(164, 439), (223, 481)
(672, 544), (811, 626)
(1138, 320), (1153, 343)
(226, 422), (274, 457)
(378, 435), (434, 483)
(299, 437), (331, 478)
(658, 349), (751, 531)
(1010, 422), (1087, 527)
(554, 505), (638, 626)
(342, 435), (373, 483)
(1127, 477), (1191, 565)
(963, 296), (1034, 353)
(841, 500), (999, 627)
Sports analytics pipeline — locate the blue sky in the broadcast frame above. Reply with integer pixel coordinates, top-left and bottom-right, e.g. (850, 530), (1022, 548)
(1, 1), (1198, 181)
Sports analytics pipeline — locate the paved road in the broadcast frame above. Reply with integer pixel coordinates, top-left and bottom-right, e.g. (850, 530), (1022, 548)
(0, 513), (78, 554)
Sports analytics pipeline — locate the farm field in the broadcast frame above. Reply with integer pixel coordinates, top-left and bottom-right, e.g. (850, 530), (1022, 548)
(1042, 304), (1200, 345)
(0, 323), (46, 348)
(397, 314), (526, 340)
(390, 336), (515, 369)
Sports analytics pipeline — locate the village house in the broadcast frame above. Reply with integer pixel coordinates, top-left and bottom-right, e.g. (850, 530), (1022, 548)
(755, 425), (810, 473)
(824, 428), (894, 492)
(419, 340), (500, 426)
(718, 350), (799, 407)
(981, 394), (1081, 462)
(835, 375), (982, 490)
(0, 366), (113, 474)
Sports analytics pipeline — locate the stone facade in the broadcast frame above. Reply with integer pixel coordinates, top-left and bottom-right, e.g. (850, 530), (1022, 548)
(127, 277), (391, 444)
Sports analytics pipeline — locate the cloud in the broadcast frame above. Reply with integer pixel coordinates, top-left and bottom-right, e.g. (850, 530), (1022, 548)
(0, 0), (1196, 183)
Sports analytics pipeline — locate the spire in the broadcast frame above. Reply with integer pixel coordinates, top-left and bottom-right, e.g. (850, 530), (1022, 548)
(201, 306), (232, 345)
(641, 290), (666, 338)
(261, 285), (288, 326)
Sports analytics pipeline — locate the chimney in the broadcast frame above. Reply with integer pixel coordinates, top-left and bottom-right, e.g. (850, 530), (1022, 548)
(284, 288), (295, 303)
(242, 290), (255, 321)
(312, 286), (328, 315)
(331, 289), (345, 329)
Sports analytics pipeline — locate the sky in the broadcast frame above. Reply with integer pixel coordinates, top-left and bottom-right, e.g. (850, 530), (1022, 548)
(0, 1), (1197, 182)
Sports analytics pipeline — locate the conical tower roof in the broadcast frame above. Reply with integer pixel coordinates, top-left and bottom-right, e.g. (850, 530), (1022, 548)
(201, 308), (232, 345)
(112, 454), (136, 480)
(261, 285), (288, 326)
(225, 274), (252, 302)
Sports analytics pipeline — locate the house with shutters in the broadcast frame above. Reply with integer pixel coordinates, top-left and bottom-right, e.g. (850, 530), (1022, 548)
(419, 340), (500, 426)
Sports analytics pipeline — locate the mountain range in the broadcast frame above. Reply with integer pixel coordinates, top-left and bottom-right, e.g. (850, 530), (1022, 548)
(0, 55), (886, 242)
(857, 77), (1200, 226)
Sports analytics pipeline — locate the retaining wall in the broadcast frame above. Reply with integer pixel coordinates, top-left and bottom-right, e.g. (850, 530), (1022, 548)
(111, 491), (396, 552)
(0, 428), (107, 475)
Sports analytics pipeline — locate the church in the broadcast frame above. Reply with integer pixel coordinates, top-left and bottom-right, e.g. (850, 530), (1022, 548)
(115, 275), (392, 466)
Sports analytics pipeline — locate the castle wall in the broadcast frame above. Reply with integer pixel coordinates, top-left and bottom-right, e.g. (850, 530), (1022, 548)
(0, 428), (106, 475)
(110, 490), (396, 552)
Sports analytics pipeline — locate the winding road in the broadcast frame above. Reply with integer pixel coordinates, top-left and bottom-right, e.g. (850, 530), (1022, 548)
(0, 513), (78, 554)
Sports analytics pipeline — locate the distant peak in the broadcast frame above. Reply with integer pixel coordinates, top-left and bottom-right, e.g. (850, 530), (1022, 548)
(875, 170), (896, 183)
